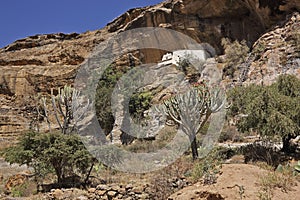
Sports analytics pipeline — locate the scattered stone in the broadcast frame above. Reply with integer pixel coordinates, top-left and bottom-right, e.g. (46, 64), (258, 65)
(107, 190), (117, 197)
(132, 186), (144, 194)
(125, 183), (133, 190)
(101, 196), (108, 200)
(139, 193), (149, 199)
(87, 193), (96, 199)
(118, 187), (126, 194)
(87, 187), (96, 193)
(52, 189), (64, 200)
(110, 184), (120, 191)
(76, 196), (88, 200)
(96, 184), (109, 190)
(124, 197), (133, 200)
(95, 189), (106, 196)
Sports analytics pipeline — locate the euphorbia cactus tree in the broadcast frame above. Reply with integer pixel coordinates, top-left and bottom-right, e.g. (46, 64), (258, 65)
(161, 82), (225, 160)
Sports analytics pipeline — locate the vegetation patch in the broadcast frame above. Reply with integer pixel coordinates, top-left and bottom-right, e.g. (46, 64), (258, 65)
(221, 38), (249, 78)
(1, 132), (94, 188)
(129, 90), (153, 122)
(95, 65), (127, 135)
(192, 147), (232, 185)
(258, 164), (298, 200)
(228, 74), (300, 154)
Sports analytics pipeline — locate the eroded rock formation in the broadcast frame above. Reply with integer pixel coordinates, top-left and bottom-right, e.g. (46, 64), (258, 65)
(0, 0), (299, 138)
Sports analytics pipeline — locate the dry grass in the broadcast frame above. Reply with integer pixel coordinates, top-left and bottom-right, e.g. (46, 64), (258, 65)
(258, 165), (298, 200)
(148, 156), (194, 199)
(124, 126), (177, 153)
(218, 125), (245, 143)
(9, 180), (37, 197)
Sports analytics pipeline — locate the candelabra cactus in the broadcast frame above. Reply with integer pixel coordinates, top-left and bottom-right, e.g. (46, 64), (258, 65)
(35, 85), (90, 134)
(160, 82), (225, 160)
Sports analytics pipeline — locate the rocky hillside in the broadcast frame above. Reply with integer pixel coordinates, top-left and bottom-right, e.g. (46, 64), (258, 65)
(0, 0), (299, 137)
(242, 12), (300, 85)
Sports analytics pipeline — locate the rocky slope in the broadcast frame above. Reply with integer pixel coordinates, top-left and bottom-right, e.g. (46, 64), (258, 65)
(0, 0), (300, 138)
(242, 12), (300, 85)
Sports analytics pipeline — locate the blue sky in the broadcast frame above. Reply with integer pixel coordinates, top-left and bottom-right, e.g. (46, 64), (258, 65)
(0, 0), (163, 48)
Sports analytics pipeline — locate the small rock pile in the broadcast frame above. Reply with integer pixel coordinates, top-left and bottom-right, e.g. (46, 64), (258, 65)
(45, 183), (153, 200)
(87, 183), (152, 200)
(45, 188), (88, 200)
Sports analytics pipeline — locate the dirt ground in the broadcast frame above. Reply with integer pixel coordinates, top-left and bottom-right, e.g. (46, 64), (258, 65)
(168, 163), (300, 200)
(1, 158), (300, 199)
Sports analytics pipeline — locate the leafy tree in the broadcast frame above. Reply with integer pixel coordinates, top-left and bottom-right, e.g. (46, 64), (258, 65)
(20, 86), (94, 188)
(95, 64), (154, 143)
(227, 84), (264, 117)
(228, 74), (300, 153)
(95, 66), (127, 135)
(2, 132), (94, 186)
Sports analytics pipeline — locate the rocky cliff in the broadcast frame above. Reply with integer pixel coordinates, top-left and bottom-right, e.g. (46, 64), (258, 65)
(242, 12), (300, 85)
(0, 0), (299, 138)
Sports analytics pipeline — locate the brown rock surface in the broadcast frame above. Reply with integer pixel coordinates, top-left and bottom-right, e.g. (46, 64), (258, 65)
(0, 0), (299, 138)
(0, 30), (113, 137)
(242, 12), (300, 85)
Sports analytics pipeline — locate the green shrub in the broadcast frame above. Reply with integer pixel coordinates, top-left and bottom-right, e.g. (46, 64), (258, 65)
(192, 147), (225, 184)
(228, 74), (300, 153)
(2, 132), (94, 186)
(221, 38), (249, 78)
(95, 65), (153, 136)
(239, 142), (283, 167)
(129, 90), (153, 122)
(218, 126), (244, 143)
(290, 30), (300, 52)
(95, 66), (124, 135)
(10, 181), (37, 197)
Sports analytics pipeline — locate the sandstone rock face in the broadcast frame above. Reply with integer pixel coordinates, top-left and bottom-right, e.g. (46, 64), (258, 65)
(0, 30), (113, 136)
(0, 0), (299, 138)
(112, 0), (300, 53)
(231, 12), (300, 86)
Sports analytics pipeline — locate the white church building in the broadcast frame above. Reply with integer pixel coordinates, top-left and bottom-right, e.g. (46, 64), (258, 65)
(157, 50), (209, 67)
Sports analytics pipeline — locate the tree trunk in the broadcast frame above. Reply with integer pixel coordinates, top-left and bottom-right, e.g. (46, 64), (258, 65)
(191, 138), (198, 160)
(54, 166), (63, 184)
(282, 134), (295, 154)
(84, 161), (95, 187)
